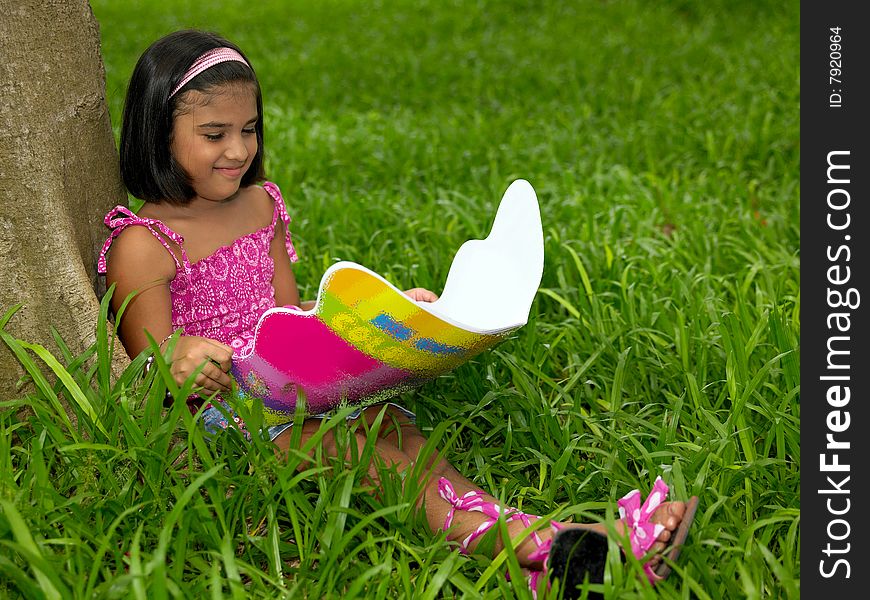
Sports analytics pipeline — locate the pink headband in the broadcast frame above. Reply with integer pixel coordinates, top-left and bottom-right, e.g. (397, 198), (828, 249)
(169, 47), (250, 98)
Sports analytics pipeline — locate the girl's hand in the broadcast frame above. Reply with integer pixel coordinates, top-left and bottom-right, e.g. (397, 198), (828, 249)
(403, 288), (439, 303)
(164, 336), (234, 393)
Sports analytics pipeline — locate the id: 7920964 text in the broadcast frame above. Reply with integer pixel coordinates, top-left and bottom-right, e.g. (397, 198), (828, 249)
(829, 27), (843, 108)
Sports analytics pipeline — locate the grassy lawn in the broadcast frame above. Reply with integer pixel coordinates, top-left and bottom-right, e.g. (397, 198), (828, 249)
(1, 0), (799, 598)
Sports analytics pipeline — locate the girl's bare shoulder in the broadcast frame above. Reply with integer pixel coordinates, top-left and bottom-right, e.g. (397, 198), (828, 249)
(105, 214), (178, 282)
(243, 183), (277, 227)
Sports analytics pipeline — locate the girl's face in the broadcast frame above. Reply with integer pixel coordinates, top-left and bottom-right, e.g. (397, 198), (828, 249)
(170, 83), (258, 203)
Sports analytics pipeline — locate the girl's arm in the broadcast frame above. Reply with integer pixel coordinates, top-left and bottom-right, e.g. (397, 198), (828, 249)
(105, 227), (232, 392)
(270, 217), (302, 308)
(105, 225), (176, 355)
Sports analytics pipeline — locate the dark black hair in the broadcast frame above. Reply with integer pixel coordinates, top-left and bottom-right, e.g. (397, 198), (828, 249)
(120, 29), (265, 203)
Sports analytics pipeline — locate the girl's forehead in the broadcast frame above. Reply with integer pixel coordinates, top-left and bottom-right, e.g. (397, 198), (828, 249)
(176, 82), (258, 112)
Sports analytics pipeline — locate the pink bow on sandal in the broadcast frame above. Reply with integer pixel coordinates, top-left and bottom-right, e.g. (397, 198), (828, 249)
(617, 476), (670, 583)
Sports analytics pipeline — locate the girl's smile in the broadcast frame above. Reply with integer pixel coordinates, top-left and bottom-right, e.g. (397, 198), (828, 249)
(215, 166), (244, 178)
(170, 83), (259, 203)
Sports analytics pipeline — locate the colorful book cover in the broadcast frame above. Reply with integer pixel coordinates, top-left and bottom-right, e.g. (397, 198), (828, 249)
(231, 179), (544, 423)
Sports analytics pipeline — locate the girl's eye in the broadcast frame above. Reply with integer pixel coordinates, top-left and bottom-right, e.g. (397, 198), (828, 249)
(242, 127), (256, 135)
(204, 133), (224, 141)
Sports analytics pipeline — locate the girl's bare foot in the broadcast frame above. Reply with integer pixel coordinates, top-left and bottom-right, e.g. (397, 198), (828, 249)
(614, 498), (688, 571)
(543, 486), (700, 598)
(527, 499), (688, 570)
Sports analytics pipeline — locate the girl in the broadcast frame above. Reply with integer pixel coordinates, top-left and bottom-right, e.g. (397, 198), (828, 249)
(99, 29), (697, 598)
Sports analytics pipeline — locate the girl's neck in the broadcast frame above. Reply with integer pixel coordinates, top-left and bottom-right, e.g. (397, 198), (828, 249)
(138, 182), (270, 265)
(186, 188), (244, 210)
(155, 185), (250, 218)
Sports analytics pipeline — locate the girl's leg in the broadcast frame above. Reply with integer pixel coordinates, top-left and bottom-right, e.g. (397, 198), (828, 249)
(271, 406), (416, 485)
(383, 416), (688, 571)
(273, 405), (689, 571)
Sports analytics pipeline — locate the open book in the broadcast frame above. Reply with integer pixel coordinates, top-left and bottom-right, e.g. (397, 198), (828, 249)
(231, 179), (544, 423)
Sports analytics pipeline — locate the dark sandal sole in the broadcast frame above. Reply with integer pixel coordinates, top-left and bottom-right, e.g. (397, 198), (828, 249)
(653, 495), (700, 579)
(547, 496), (700, 598)
(547, 528), (609, 599)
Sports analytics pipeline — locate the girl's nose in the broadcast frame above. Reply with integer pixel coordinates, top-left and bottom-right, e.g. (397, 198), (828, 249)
(225, 134), (249, 161)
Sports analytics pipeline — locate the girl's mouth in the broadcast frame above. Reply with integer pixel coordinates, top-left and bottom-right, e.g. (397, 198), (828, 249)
(215, 167), (243, 178)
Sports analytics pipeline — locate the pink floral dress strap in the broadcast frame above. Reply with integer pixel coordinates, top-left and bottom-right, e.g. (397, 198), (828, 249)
(97, 205), (191, 274)
(262, 181), (299, 263)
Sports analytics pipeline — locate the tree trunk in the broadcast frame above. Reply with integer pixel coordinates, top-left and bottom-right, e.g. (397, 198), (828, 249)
(0, 0), (130, 399)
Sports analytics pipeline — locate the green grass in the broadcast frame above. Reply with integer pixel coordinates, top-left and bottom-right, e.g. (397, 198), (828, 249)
(1, 0), (799, 598)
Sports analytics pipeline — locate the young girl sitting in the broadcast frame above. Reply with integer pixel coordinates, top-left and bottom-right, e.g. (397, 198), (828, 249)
(98, 29), (697, 597)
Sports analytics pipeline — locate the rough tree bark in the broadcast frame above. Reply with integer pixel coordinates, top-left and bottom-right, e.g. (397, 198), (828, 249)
(0, 0), (130, 399)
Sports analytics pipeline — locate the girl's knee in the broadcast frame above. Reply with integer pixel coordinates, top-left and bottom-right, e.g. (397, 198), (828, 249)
(273, 415), (415, 473)
(348, 429), (412, 469)
(361, 404), (414, 428)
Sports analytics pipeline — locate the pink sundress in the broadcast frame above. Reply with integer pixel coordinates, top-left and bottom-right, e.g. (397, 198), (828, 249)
(97, 181), (298, 356)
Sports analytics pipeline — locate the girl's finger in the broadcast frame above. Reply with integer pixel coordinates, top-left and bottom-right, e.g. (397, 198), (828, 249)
(195, 373), (220, 392)
(211, 365), (232, 389)
(209, 354), (233, 374)
(204, 345), (233, 372)
(196, 370), (228, 393)
(207, 340), (233, 363)
(203, 363), (231, 390)
(173, 360), (228, 391)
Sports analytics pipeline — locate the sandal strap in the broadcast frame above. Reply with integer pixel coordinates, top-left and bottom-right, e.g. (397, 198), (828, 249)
(526, 521), (563, 563)
(437, 477), (544, 553)
(616, 476), (670, 583)
(521, 521), (567, 599)
(437, 477), (558, 599)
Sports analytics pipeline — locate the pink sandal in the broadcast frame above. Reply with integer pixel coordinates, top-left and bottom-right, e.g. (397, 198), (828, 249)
(438, 476), (699, 599)
(437, 477), (555, 597)
(437, 477), (546, 553)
